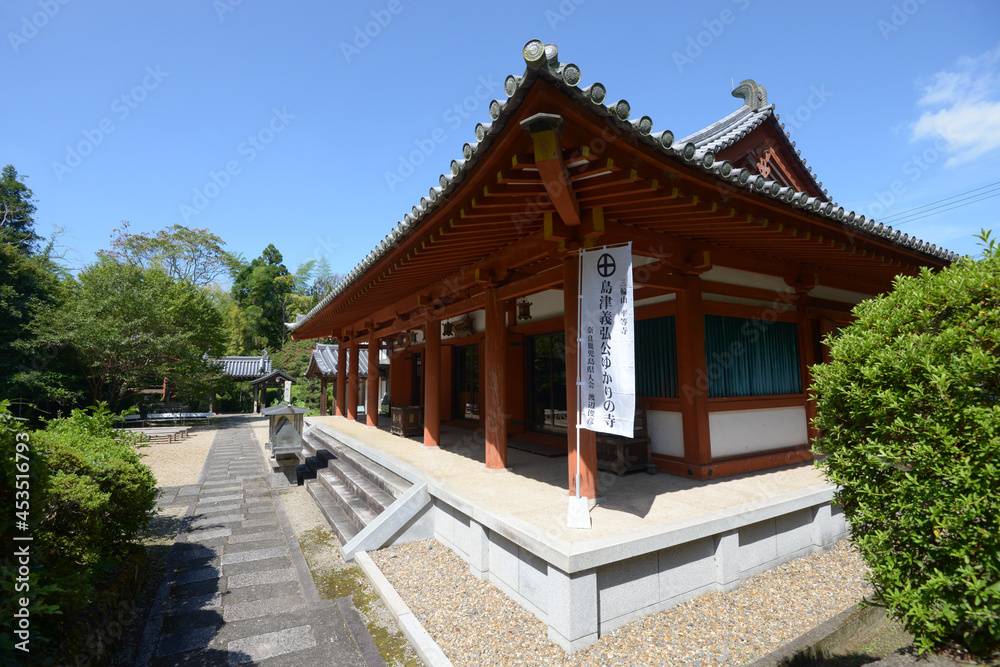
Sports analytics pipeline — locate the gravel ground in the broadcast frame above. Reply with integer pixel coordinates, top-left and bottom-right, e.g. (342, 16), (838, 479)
(370, 539), (872, 666)
(136, 423), (216, 486)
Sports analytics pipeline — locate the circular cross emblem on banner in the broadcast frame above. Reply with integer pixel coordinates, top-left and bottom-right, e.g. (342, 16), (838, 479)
(597, 253), (616, 277)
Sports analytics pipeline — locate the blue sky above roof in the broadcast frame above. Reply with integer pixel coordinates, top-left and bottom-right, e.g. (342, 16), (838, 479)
(4, 0), (999, 277)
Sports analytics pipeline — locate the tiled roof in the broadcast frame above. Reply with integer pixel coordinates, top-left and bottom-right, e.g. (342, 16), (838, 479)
(676, 78), (828, 201)
(288, 40), (959, 334)
(679, 102), (772, 152)
(249, 369), (296, 385)
(304, 343), (369, 378)
(213, 353), (271, 380)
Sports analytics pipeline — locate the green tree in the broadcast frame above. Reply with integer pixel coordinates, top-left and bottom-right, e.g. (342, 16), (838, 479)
(205, 284), (263, 355)
(0, 171), (80, 418)
(811, 231), (1000, 658)
(34, 261), (225, 410)
(99, 221), (237, 287)
(309, 255), (337, 300)
(0, 165), (39, 253)
(231, 243), (291, 350)
(0, 244), (80, 415)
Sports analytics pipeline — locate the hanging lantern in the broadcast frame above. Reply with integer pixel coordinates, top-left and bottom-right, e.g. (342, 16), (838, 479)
(442, 320), (454, 337)
(453, 314), (474, 337)
(396, 331), (409, 347)
(517, 298), (533, 320)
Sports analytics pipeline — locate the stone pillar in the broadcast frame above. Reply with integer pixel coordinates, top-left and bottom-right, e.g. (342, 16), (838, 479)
(423, 319), (441, 447)
(563, 253), (597, 499)
(336, 344), (347, 417)
(367, 339), (380, 427)
(714, 529), (741, 592)
(484, 286), (507, 470)
(546, 567), (599, 652)
(347, 342), (359, 421)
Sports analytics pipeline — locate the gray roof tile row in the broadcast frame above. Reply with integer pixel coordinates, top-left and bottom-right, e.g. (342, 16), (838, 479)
(213, 353), (271, 380)
(305, 343), (370, 378)
(288, 40), (959, 333)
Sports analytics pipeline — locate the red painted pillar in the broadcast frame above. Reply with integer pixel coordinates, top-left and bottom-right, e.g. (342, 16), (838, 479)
(423, 319), (441, 447)
(484, 286), (508, 469)
(336, 344), (347, 417)
(564, 253), (597, 498)
(798, 296), (819, 443)
(676, 275), (711, 468)
(347, 342), (359, 421)
(367, 339), (380, 427)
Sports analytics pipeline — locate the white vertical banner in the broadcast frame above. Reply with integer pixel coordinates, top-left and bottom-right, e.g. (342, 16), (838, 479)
(580, 243), (635, 437)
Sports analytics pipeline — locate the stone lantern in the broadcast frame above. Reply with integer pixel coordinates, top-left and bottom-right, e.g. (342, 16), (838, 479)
(263, 403), (310, 487)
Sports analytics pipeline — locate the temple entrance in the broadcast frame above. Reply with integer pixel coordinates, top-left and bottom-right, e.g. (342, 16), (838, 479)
(452, 344), (479, 421)
(527, 331), (567, 435)
(411, 351), (422, 407)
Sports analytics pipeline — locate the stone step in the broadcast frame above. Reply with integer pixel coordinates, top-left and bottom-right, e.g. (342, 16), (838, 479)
(304, 430), (411, 500)
(304, 453), (332, 475)
(305, 479), (359, 545)
(300, 436), (317, 458)
(316, 469), (379, 533)
(295, 464), (316, 485)
(327, 458), (396, 514)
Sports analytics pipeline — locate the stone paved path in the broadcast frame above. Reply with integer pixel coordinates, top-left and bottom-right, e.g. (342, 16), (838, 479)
(134, 416), (370, 667)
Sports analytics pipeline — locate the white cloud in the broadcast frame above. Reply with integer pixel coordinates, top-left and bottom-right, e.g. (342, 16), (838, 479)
(910, 43), (1000, 167)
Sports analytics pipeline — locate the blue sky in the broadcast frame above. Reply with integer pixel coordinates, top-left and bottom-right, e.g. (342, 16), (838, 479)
(4, 0), (999, 280)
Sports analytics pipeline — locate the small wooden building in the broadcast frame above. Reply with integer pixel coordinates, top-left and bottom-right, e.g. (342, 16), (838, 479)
(303, 342), (387, 416)
(289, 40), (956, 499)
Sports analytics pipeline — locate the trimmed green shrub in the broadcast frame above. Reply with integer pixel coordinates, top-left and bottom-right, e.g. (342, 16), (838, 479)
(811, 232), (1000, 656)
(0, 401), (158, 662)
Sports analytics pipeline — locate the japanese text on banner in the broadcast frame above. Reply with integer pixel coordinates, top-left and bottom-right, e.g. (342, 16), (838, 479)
(580, 243), (634, 437)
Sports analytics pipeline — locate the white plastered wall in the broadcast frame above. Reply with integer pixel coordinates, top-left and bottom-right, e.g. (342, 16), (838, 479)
(647, 410), (684, 457)
(708, 406), (808, 458)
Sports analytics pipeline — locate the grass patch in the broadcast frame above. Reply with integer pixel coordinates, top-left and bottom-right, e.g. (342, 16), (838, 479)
(368, 622), (420, 667)
(298, 526), (419, 666)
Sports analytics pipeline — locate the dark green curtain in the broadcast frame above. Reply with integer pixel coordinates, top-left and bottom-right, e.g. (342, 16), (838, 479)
(636, 315), (678, 398)
(703, 315), (801, 398)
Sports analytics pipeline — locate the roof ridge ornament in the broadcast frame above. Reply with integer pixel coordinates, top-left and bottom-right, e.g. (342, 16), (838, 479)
(523, 39), (546, 69)
(732, 79), (767, 111)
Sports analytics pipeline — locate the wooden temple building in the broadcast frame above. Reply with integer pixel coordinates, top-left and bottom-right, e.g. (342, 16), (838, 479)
(289, 40), (956, 501)
(214, 351), (295, 413)
(303, 342), (388, 417)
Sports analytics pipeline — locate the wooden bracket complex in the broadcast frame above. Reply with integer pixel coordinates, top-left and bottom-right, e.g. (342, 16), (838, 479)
(520, 113), (581, 227)
(680, 250), (713, 276)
